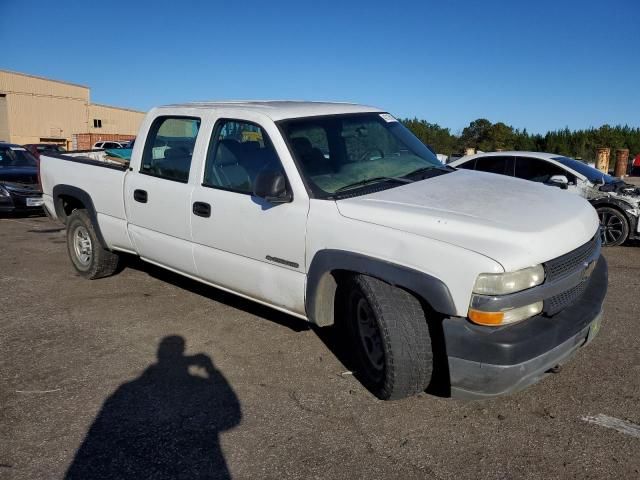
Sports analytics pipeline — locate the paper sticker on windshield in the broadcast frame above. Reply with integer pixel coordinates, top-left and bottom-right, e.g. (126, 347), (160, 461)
(10, 147), (27, 151)
(379, 113), (397, 123)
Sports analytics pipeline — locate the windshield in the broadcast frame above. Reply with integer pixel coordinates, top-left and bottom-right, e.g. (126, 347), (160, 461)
(554, 156), (617, 184)
(0, 146), (38, 168)
(280, 113), (444, 198)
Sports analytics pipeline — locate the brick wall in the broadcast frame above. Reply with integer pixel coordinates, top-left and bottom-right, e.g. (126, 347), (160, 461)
(73, 133), (136, 150)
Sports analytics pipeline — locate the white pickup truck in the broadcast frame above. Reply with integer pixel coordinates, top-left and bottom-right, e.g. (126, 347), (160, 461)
(40, 102), (607, 400)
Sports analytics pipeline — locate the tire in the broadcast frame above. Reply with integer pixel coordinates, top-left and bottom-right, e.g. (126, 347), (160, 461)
(66, 209), (120, 279)
(344, 274), (433, 400)
(597, 206), (629, 247)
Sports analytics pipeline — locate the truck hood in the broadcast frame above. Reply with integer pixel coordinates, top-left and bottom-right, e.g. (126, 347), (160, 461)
(0, 166), (39, 185)
(336, 169), (599, 271)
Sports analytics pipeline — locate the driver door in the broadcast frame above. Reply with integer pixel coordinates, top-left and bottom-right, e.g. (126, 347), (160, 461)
(190, 117), (308, 315)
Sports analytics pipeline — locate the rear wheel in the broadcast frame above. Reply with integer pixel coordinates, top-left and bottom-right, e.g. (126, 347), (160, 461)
(597, 206), (629, 247)
(344, 275), (433, 400)
(66, 209), (120, 279)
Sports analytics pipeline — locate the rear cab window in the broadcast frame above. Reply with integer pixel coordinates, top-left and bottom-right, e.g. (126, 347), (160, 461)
(141, 117), (201, 183)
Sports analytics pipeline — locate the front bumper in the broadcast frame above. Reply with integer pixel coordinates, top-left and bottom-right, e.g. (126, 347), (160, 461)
(444, 255), (608, 399)
(0, 191), (44, 213)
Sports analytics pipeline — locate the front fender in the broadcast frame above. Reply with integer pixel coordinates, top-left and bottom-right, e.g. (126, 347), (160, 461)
(306, 249), (456, 326)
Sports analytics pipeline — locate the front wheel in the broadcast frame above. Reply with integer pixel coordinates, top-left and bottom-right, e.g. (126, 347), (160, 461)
(597, 206), (629, 247)
(344, 275), (433, 400)
(66, 209), (120, 279)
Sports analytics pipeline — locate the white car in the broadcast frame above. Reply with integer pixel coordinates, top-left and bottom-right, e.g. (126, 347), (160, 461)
(92, 141), (128, 150)
(450, 151), (640, 246)
(39, 102), (606, 400)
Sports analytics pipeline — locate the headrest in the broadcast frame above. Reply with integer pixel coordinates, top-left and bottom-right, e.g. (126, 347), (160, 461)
(243, 141), (260, 152)
(291, 137), (312, 155)
(216, 139), (242, 165)
(164, 146), (190, 159)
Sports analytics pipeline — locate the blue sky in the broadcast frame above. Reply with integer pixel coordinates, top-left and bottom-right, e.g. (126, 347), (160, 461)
(2, 0), (638, 134)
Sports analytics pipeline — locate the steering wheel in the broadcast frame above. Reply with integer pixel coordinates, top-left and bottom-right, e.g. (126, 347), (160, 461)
(359, 148), (385, 162)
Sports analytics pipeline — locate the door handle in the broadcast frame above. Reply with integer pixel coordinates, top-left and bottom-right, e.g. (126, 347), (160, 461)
(192, 201), (211, 218)
(134, 189), (148, 203)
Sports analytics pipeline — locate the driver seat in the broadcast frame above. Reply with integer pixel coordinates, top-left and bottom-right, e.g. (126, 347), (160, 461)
(291, 137), (329, 176)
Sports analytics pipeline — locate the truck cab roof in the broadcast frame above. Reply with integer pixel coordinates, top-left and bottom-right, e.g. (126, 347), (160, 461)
(157, 101), (383, 121)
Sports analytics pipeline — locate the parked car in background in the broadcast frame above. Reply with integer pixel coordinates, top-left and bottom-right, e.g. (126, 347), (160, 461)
(447, 153), (464, 164)
(0, 143), (43, 214)
(631, 153), (640, 176)
(24, 143), (66, 159)
(40, 102), (606, 401)
(451, 151), (640, 246)
(92, 141), (128, 150)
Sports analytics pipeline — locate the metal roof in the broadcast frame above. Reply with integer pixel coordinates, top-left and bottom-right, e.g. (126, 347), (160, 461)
(0, 69), (89, 89)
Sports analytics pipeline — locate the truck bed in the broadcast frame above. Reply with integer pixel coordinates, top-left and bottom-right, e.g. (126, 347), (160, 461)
(44, 150), (130, 169)
(40, 150), (133, 252)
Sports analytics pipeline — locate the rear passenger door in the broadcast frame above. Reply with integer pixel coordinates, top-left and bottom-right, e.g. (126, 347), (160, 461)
(124, 116), (203, 275)
(190, 118), (308, 315)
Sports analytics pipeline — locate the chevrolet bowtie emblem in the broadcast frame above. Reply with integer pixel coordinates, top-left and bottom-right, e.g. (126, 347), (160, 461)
(582, 260), (596, 281)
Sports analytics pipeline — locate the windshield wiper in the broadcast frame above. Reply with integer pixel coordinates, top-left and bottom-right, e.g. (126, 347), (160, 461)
(332, 176), (413, 195)
(404, 165), (454, 179)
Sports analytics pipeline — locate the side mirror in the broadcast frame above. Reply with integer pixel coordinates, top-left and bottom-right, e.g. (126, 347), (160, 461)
(548, 175), (569, 189)
(253, 170), (292, 204)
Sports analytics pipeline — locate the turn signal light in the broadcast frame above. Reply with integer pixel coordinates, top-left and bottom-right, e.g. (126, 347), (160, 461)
(468, 301), (543, 326)
(468, 309), (504, 326)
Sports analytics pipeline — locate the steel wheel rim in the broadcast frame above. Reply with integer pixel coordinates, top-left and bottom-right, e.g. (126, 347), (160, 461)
(73, 225), (92, 266)
(355, 297), (385, 375)
(599, 211), (624, 245)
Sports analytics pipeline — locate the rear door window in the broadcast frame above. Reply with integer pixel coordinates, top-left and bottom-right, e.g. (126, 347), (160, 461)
(474, 156), (515, 175)
(141, 117), (201, 183)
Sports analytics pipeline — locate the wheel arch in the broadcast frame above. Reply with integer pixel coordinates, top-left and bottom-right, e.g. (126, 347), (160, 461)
(306, 249), (456, 327)
(591, 199), (637, 238)
(52, 184), (108, 249)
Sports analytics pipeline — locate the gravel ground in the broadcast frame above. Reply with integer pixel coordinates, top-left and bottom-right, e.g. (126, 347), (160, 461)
(1, 215), (639, 480)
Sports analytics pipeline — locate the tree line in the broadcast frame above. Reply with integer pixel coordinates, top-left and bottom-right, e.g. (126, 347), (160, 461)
(401, 118), (640, 161)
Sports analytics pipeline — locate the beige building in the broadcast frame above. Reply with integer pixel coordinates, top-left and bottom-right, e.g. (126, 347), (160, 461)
(0, 69), (145, 149)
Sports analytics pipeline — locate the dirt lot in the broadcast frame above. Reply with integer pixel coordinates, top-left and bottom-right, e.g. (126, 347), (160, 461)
(1, 215), (639, 480)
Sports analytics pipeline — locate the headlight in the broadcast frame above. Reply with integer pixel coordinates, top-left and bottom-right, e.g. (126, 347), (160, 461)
(0, 185), (10, 197)
(468, 265), (546, 326)
(472, 265), (545, 295)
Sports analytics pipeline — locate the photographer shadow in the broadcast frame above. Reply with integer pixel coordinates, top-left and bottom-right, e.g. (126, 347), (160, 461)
(66, 336), (241, 480)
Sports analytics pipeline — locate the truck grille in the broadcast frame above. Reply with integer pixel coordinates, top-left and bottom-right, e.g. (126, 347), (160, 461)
(542, 235), (600, 315)
(544, 235), (599, 282)
(545, 280), (590, 316)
